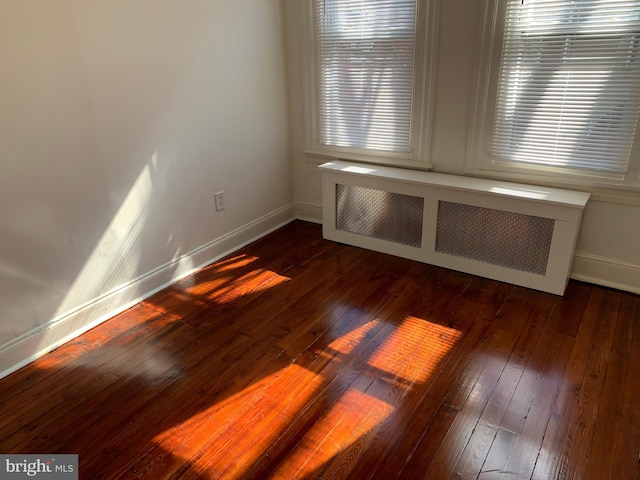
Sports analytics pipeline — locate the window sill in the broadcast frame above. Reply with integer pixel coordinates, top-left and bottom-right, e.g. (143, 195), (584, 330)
(304, 149), (434, 172)
(463, 168), (640, 206)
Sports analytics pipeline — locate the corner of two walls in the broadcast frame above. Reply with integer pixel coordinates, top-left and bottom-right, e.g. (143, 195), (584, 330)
(286, 0), (640, 296)
(571, 200), (640, 295)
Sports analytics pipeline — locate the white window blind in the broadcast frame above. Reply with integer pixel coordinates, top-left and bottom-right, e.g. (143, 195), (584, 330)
(314, 0), (417, 154)
(491, 0), (640, 174)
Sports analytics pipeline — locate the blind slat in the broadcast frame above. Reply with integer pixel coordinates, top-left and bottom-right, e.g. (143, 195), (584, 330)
(314, 0), (417, 153)
(490, 0), (640, 173)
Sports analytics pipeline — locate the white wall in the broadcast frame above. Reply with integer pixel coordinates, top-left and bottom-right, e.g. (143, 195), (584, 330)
(284, 0), (640, 294)
(0, 0), (293, 376)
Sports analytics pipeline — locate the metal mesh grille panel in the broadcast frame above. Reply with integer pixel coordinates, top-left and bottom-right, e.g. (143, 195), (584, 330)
(435, 201), (555, 275)
(336, 184), (424, 247)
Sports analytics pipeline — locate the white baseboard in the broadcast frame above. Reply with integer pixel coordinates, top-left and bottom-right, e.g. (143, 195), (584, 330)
(571, 251), (640, 295)
(0, 204), (296, 380)
(294, 202), (322, 223)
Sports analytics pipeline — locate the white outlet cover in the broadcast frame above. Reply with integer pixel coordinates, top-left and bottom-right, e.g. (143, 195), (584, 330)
(214, 191), (225, 211)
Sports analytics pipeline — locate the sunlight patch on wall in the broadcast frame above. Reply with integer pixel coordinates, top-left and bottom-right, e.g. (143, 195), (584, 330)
(52, 153), (158, 322)
(169, 256), (195, 285)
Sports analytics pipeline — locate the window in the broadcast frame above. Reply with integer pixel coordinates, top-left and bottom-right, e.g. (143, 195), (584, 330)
(303, 0), (436, 168)
(468, 0), (640, 189)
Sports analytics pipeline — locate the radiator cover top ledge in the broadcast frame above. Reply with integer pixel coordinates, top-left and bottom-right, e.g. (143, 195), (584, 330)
(319, 161), (590, 295)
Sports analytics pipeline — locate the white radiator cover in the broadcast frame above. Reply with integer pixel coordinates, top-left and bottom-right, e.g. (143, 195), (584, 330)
(320, 161), (590, 295)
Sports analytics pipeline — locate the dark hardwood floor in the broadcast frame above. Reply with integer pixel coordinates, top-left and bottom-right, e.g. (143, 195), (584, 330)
(1, 220), (638, 479)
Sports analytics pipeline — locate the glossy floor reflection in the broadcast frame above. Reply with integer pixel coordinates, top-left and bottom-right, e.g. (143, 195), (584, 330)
(0, 221), (638, 480)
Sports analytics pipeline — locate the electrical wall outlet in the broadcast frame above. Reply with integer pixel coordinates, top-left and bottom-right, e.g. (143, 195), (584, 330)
(214, 191), (225, 212)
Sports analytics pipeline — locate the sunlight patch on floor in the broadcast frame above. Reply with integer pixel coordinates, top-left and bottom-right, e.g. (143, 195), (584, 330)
(271, 387), (394, 479)
(144, 315), (462, 478)
(149, 363), (322, 477)
(181, 273), (290, 304)
(368, 316), (462, 385)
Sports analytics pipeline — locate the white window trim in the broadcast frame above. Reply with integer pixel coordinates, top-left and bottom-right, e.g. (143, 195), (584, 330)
(466, 0), (640, 205)
(301, 0), (439, 171)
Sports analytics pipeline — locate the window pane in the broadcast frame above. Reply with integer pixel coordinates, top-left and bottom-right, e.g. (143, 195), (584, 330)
(315, 0), (417, 153)
(491, 0), (640, 173)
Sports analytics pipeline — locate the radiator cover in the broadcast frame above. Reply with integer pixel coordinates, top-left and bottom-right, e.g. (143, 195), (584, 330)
(320, 161), (590, 295)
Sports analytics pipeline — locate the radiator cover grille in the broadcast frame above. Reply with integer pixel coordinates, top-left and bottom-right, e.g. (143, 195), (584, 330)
(321, 160), (590, 295)
(336, 184), (424, 247)
(435, 201), (555, 275)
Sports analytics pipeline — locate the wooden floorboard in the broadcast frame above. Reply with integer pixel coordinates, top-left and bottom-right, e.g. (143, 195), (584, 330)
(0, 220), (638, 480)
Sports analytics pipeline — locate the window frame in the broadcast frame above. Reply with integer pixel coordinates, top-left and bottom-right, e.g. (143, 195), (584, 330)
(466, 0), (640, 202)
(301, 0), (438, 170)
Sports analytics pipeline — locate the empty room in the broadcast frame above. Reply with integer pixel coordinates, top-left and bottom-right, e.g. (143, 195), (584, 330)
(0, 1), (639, 479)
